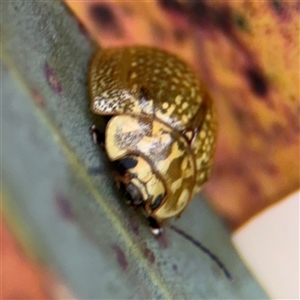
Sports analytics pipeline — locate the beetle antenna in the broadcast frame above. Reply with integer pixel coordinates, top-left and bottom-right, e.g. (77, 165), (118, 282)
(168, 224), (232, 281)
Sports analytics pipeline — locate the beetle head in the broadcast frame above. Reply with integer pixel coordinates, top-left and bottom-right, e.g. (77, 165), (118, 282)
(115, 155), (166, 215)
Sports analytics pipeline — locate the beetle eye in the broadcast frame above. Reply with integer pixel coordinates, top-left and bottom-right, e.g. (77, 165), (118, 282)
(117, 157), (138, 173)
(123, 182), (143, 206)
(150, 194), (164, 210)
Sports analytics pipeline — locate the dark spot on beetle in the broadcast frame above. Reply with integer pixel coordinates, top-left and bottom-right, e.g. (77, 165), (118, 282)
(173, 28), (187, 43)
(143, 247), (156, 264)
(54, 191), (73, 221)
(118, 157), (138, 171)
(139, 86), (150, 101)
(159, 0), (185, 14)
(245, 68), (268, 97)
(89, 4), (123, 37)
(129, 217), (139, 235)
(112, 245), (128, 271)
(44, 63), (62, 94)
(234, 13), (249, 32)
(151, 194), (164, 211)
(270, 0), (284, 14)
(151, 22), (166, 42)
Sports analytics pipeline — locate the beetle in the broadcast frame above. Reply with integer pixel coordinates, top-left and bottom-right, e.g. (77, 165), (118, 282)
(89, 46), (217, 234)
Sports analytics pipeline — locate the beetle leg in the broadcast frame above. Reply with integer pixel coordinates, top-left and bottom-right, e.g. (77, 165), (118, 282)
(148, 217), (163, 235)
(90, 125), (105, 146)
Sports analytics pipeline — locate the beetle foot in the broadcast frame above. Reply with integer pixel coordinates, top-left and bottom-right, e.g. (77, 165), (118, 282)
(90, 125), (105, 146)
(148, 217), (163, 236)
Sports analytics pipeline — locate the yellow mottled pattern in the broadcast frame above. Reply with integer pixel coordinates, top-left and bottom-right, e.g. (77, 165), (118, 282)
(89, 46), (217, 221)
(90, 47), (205, 130)
(105, 114), (198, 221)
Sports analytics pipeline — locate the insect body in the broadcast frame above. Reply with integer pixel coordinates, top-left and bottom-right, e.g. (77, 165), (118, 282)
(89, 46), (217, 232)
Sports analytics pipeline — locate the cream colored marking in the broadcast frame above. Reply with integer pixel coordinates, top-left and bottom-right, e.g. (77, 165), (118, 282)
(131, 157), (153, 182)
(200, 130), (206, 139)
(131, 61), (137, 67)
(154, 69), (160, 74)
(183, 162), (194, 179)
(160, 132), (172, 145)
(164, 67), (171, 74)
(193, 186), (202, 196)
(175, 69), (182, 77)
(156, 111), (182, 130)
(182, 115), (188, 123)
(190, 87), (195, 98)
(185, 131), (193, 141)
(130, 72), (137, 79)
(139, 98), (154, 114)
(172, 77), (179, 84)
(162, 102), (169, 109)
(136, 136), (159, 156)
(146, 179), (165, 202)
(154, 189), (189, 219)
(105, 127), (126, 160)
(183, 80), (190, 87)
(120, 117), (141, 133)
(156, 141), (184, 174)
(177, 189), (189, 209)
(171, 178), (183, 193)
(106, 68), (113, 76)
(182, 102), (188, 110)
(181, 157), (189, 170)
(196, 157), (205, 169)
(175, 95), (182, 105)
(171, 85), (176, 90)
(154, 202), (181, 219)
(166, 104), (176, 115)
(206, 113), (212, 120)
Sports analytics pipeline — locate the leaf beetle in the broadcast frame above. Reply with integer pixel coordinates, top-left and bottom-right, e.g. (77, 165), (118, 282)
(89, 46), (217, 235)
